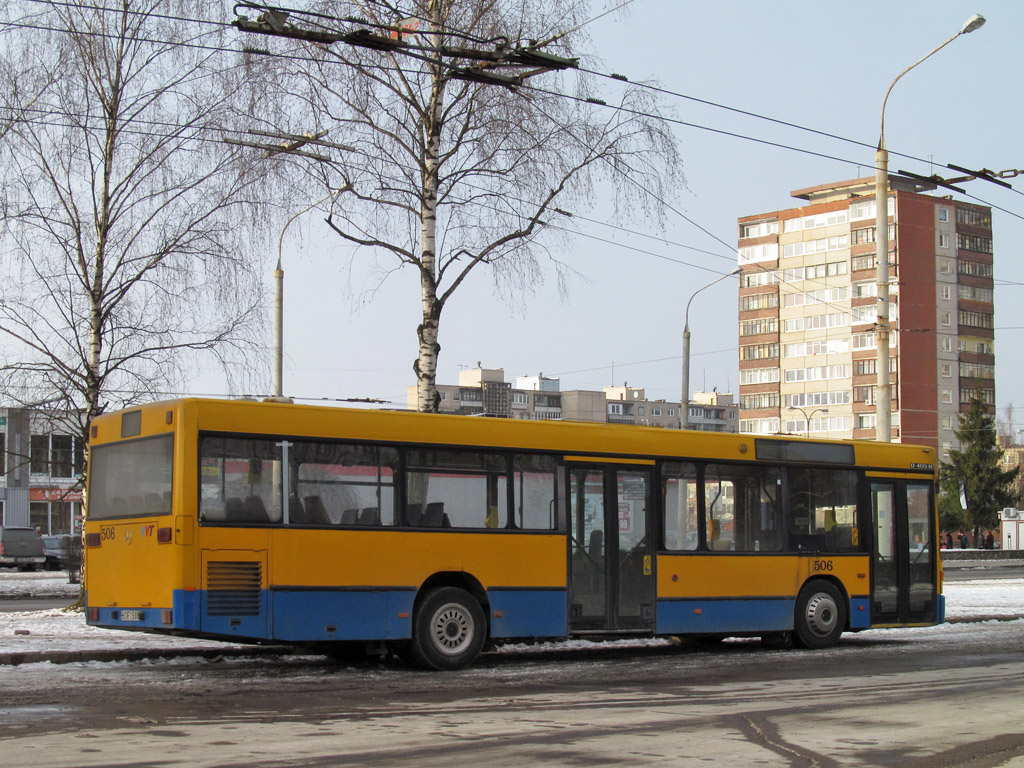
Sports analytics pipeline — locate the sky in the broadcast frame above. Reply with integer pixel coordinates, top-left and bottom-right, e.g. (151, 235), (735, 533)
(192, 1), (1024, 429)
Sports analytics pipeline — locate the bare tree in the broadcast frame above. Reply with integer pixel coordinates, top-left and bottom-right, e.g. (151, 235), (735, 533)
(0, 2), (276, 445)
(247, 0), (681, 411)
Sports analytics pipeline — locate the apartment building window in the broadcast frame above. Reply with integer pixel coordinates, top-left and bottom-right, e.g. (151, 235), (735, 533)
(942, 416), (954, 430)
(941, 363), (952, 378)
(742, 271), (779, 288)
(739, 243), (779, 265)
(852, 255), (877, 272)
(854, 386), (875, 404)
(958, 259), (992, 278)
(941, 390), (952, 404)
(939, 259), (952, 274)
(956, 207), (992, 228)
(608, 403), (623, 416)
(938, 233), (950, 249)
(668, 408), (675, 417)
(740, 342), (779, 361)
(741, 392), (780, 410)
(512, 393), (530, 405)
(961, 388), (995, 405)
(938, 208), (950, 222)
(30, 433), (84, 478)
(853, 358), (897, 376)
(739, 418), (780, 434)
(941, 337), (953, 352)
(740, 317), (778, 336)
(941, 312), (952, 327)
(941, 285), (952, 301)
(789, 391), (850, 407)
(959, 310), (994, 329)
(856, 414), (877, 430)
(957, 233), (993, 254)
(958, 285), (993, 302)
(850, 198), (894, 221)
(960, 362), (995, 380)
(741, 220), (779, 238)
(740, 367), (781, 385)
(739, 293), (779, 312)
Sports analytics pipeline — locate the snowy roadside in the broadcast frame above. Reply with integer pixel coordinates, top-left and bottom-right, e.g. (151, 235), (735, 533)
(1, 572), (1022, 662)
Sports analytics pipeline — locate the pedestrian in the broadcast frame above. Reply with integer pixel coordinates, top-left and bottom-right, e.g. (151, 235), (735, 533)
(986, 530), (995, 550)
(945, 531), (953, 550)
(958, 530), (967, 549)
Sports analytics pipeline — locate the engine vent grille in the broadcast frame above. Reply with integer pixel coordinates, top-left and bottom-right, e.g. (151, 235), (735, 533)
(206, 561), (262, 616)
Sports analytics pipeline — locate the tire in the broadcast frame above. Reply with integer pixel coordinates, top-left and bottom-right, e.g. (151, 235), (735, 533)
(793, 580), (846, 649)
(409, 587), (486, 671)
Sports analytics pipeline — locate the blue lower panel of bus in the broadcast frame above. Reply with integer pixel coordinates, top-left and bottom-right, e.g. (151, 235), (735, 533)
(487, 588), (567, 638)
(657, 597), (795, 635)
(658, 596), (872, 634)
(270, 588), (416, 642)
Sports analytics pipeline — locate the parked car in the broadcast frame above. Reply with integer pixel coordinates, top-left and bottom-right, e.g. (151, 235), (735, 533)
(0, 526), (46, 571)
(42, 534), (82, 583)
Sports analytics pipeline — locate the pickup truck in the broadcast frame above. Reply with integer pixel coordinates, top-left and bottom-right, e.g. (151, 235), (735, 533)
(0, 526), (46, 571)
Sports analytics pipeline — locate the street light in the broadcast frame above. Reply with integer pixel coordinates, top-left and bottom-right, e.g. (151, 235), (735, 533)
(273, 187), (347, 399)
(787, 406), (829, 437)
(681, 268), (742, 429)
(873, 14), (986, 442)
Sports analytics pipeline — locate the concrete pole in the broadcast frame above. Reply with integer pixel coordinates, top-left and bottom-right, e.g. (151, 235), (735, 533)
(681, 325), (691, 429)
(274, 261), (284, 398)
(874, 146), (891, 442)
(871, 14), (985, 441)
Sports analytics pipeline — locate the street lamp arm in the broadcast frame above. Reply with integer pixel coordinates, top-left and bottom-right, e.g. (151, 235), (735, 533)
(685, 268), (741, 330)
(879, 15), (985, 147)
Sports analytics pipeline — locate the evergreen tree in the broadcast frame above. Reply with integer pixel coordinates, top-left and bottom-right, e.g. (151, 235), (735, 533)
(939, 393), (1019, 531)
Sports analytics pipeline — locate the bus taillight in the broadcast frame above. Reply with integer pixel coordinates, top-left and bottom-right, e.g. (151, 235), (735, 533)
(156, 527), (172, 544)
(85, 533), (101, 547)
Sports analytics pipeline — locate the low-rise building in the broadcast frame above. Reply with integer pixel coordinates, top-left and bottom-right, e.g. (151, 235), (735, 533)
(407, 367), (738, 432)
(0, 407), (84, 534)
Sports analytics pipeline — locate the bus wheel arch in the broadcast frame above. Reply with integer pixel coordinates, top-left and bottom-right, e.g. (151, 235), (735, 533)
(407, 573), (489, 671)
(793, 578), (847, 650)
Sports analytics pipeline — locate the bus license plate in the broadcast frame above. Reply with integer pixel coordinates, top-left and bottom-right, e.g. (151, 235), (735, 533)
(120, 610), (143, 622)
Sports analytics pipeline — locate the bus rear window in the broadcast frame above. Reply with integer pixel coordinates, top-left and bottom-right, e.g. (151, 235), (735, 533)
(88, 435), (174, 519)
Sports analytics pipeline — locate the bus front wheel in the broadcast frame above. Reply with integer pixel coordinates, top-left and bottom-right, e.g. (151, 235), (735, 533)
(409, 587), (486, 671)
(793, 580), (845, 649)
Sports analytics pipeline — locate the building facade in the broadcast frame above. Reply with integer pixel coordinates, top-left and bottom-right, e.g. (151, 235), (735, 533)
(407, 368), (739, 432)
(737, 175), (995, 457)
(0, 408), (84, 534)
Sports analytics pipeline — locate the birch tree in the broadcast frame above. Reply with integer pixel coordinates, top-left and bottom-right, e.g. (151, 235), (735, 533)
(247, 0), (681, 411)
(0, 2), (274, 445)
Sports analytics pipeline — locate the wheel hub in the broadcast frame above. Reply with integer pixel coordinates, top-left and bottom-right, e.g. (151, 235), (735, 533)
(804, 592), (838, 637)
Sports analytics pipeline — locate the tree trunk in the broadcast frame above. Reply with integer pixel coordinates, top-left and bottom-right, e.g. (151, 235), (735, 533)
(415, 2), (445, 414)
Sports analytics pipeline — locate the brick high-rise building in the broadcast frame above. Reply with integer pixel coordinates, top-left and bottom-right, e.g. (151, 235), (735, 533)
(737, 175), (994, 458)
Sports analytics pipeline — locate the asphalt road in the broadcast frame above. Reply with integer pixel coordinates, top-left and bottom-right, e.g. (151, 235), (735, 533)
(3, 618), (1024, 767)
(0, 598), (76, 612)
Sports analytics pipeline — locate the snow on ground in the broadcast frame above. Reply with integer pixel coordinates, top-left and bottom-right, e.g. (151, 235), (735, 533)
(1, 569), (1023, 659)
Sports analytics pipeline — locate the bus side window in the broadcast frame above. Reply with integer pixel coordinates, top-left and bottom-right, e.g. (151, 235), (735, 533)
(513, 454), (558, 530)
(661, 462), (699, 551)
(408, 449), (508, 530)
(787, 468), (859, 553)
(292, 441), (398, 526)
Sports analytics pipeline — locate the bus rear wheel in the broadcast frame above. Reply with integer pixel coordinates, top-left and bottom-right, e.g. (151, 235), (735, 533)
(409, 587), (486, 671)
(793, 580), (845, 649)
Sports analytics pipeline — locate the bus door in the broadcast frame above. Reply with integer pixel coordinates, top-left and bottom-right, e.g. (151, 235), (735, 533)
(567, 463), (655, 632)
(870, 479), (937, 624)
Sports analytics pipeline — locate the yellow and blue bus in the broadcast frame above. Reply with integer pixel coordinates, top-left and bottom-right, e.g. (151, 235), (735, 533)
(84, 398), (942, 669)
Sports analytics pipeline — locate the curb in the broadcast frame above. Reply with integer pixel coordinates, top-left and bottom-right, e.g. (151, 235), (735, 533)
(0, 644), (297, 666)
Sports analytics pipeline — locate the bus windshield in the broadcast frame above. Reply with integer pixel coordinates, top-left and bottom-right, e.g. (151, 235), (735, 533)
(88, 435), (173, 520)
